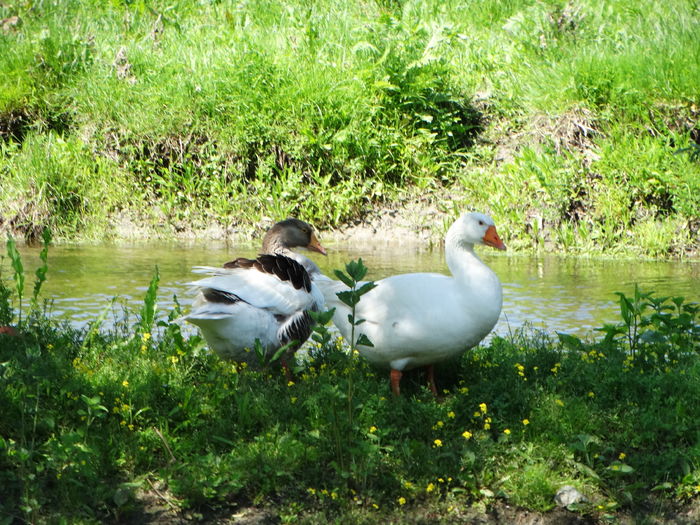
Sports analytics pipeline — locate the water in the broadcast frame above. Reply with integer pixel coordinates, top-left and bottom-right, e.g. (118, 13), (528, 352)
(6, 241), (700, 340)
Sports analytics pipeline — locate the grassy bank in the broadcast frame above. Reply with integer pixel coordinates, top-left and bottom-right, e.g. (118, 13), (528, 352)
(1, 0), (699, 255)
(1, 241), (700, 523)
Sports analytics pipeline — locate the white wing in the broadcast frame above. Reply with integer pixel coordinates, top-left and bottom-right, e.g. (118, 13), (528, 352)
(189, 266), (322, 316)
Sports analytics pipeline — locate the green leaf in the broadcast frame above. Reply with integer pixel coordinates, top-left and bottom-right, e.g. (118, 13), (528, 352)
(333, 269), (355, 288)
(309, 308), (335, 325)
(271, 341), (295, 363)
(356, 281), (377, 296)
(557, 332), (583, 350)
(345, 258), (368, 281)
(337, 290), (358, 308)
(356, 334), (373, 347)
(139, 266), (160, 333)
(32, 228), (51, 309)
(253, 339), (265, 362)
(616, 293), (632, 326)
(6, 236), (25, 317)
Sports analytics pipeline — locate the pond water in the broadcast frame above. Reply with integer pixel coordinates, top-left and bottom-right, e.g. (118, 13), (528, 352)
(6, 241), (700, 340)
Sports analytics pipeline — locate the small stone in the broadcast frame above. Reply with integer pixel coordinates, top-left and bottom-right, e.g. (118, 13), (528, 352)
(554, 485), (586, 507)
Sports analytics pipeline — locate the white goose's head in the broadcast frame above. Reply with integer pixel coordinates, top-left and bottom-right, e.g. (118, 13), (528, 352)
(448, 212), (507, 251)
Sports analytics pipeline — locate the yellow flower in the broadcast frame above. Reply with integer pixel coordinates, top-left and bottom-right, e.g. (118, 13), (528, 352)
(372, 503), (379, 509)
(462, 430), (472, 440)
(588, 391), (595, 398)
(287, 380), (295, 387)
(170, 355), (179, 364)
(555, 399), (564, 407)
(47, 343), (54, 350)
(426, 483), (435, 493)
(398, 496), (406, 505)
(369, 426), (377, 433)
(403, 481), (414, 489)
(435, 420), (444, 428)
(447, 411), (456, 419)
(438, 477), (444, 483)
(433, 439), (443, 447)
(331, 491), (338, 500)
(484, 423), (491, 430)
(459, 387), (469, 394)
(503, 428), (511, 435)
(142, 332), (151, 341)
(522, 419), (530, 426)
(307, 487), (316, 495)
(619, 452), (626, 460)
(122, 380), (129, 387)
(290, 397), (298, 404)
(479, 403), (487, 413)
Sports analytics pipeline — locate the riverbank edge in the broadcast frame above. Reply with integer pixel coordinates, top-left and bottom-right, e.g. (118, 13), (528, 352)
(5, 189), (699, 260)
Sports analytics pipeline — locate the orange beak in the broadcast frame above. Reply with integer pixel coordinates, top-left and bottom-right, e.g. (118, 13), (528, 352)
(307, 232), (327, 255)
(483, 225), (506, 251)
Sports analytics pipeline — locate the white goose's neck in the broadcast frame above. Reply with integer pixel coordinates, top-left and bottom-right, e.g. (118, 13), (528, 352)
(445, 237), (482, 281)
(445, 227), (502, 304)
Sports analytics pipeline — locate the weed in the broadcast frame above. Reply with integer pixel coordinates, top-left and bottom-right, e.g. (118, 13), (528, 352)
(1, 204), (700, 522)
(332, 258), (377, 348)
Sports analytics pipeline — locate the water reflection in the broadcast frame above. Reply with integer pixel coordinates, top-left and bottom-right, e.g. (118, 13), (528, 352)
(6, 241), (699, 339)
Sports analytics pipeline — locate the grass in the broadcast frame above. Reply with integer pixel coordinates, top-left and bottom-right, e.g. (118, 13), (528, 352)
(0, 0), (698, 255)
(1, 238), (700, 523)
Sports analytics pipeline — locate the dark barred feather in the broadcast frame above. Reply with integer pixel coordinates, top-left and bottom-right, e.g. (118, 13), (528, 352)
(202, 289), (243, 304)
(224, 254), (311, 292)
(277, 311), (313, 346)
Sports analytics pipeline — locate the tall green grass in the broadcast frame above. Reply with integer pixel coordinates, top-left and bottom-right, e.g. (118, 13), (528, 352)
(1, 0), (698, 253)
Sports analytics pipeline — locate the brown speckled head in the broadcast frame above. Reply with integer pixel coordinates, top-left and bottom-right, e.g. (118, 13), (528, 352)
(262, 218), (326, 255)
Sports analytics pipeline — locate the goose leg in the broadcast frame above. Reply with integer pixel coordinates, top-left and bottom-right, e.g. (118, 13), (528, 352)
(0, 326), (19, 336)
(281, 358), (293, 382)
(390, 369), (402, 396)
(425, 365), (439, 397)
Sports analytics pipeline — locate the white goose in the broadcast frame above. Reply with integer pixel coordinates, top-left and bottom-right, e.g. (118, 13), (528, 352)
(316, 212), (506, 396)
(184, 219), (326, 372)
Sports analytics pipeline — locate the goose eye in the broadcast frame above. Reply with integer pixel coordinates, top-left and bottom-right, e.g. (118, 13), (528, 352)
(478, 220), (484, 226)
